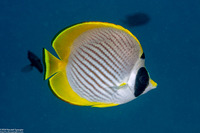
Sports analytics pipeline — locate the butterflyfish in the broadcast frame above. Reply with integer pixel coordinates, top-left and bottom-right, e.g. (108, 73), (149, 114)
(44, 22), (157, 108)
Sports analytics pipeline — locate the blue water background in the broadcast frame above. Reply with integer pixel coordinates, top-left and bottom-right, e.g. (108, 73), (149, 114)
(0, 0), (200, 132)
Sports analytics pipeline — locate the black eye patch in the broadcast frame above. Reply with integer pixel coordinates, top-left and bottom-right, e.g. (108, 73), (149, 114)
(134, 67), (149, 97)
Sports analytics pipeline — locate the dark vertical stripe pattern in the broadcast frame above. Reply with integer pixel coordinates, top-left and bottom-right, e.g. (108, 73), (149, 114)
(67, 27), (140, 103)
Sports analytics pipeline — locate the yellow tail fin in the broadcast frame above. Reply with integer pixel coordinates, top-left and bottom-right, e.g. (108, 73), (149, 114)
(43, 48), (66, 80)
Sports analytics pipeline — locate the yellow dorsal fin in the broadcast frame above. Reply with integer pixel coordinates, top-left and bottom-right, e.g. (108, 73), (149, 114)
(52, 22), (143, 63)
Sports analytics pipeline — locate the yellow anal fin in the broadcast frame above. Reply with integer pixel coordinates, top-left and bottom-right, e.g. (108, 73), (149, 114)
(49, 69), (119, 107)
(49, 70), (95, 106)
(43, 49), (66, 79)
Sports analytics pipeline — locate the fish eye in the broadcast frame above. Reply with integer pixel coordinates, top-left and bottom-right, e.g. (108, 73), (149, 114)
(134, 67), (149, 97)
(139, 75), (148, 84)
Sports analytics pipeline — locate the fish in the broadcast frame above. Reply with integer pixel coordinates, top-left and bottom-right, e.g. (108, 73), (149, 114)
(123, 13), (150, 27)
(44, 22), (157, 108)
(22, 51), (43, 73)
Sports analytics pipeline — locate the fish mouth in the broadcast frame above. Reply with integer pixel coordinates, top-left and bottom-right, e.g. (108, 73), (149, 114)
(150, 79), (157, 88)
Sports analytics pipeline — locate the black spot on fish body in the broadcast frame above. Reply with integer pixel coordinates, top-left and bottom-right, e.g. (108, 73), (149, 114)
(123, 13), (150, 27)
(134, 67), (149, 97)
(141, 52), (145, 59)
